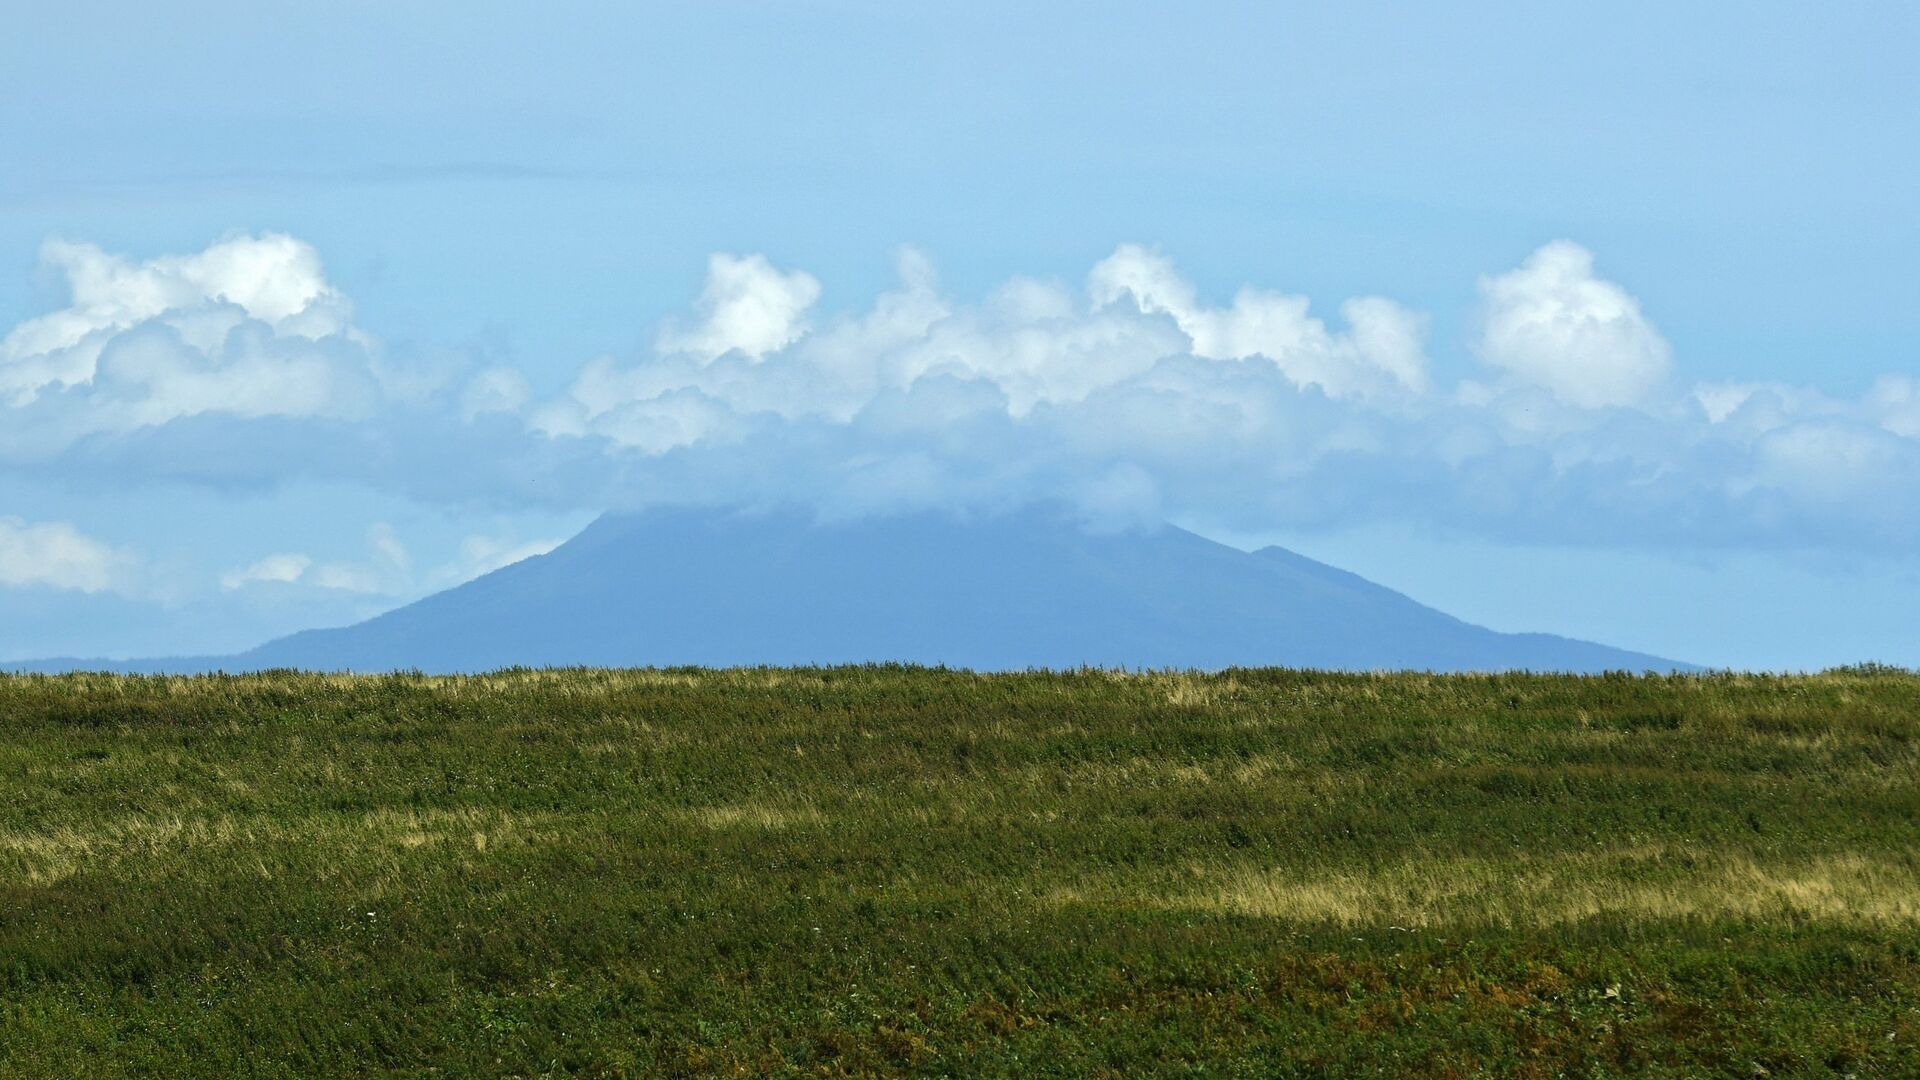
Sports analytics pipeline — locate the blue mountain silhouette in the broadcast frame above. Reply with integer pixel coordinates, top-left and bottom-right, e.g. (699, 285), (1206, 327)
(9, 505), (1690, 673)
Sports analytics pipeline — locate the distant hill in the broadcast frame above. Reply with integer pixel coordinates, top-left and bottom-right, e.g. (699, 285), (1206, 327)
(6, 505), (1690, 673)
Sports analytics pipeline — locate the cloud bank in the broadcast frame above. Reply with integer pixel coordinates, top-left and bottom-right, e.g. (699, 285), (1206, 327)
(4, 233), (1918, 552)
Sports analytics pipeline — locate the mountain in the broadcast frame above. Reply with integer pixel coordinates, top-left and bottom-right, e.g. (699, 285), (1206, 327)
(6, 505), (1691, 674)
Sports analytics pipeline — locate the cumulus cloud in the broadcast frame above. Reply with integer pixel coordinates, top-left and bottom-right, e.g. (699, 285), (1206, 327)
(219, 524), (411, 595)
(2, 234), (350, 376)
(6, 233), (1920, 555)
(0, 233), (391, 462)
(219, 523), (559, 599)
(517, 242), (1920, 549)
(0, 233), (389, 465)
(1090, 244), (1429, 397)
(0, 517), (137, 593)
(0, 235), (563, 503)
(220, 552), (313, 590)
(1474, 241), (1671, 408)
(657, 253), (822, 362)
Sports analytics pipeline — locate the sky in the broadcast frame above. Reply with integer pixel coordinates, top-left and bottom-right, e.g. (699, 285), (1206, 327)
(1, 1), (1916, 669)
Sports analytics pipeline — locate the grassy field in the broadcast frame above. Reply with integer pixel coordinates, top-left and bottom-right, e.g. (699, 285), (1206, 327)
(2, 667), (1918, 1077)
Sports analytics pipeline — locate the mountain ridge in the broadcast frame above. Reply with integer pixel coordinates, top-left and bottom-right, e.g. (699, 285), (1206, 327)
(4, 505), (1692, 674)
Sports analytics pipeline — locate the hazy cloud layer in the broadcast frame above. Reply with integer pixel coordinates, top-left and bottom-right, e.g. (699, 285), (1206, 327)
(4, 234), (1918, 553)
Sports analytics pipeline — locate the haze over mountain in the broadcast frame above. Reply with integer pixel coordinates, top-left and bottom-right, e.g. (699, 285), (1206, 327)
(10, 506), (1688, 674)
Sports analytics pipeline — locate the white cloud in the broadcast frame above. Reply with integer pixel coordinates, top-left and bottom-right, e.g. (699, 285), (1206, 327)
(220, 553), (313, 590)
(220, 525), (411, 595)
(0, 234), (383, 453)
(2, 234), (348, 371)
(1475, 241), (1671, 409)
(304, 562), (385, 594)
(1089, 244), (1429, 397)
(519, 240), (1920, 550)
(657, 253), (822, 362)
(0, 518), (135, 593)
(536, 243), (1432, 467)
(222, 525), (561, 599)
(221, 552), (389, 594)
(6, 232), (1920, 556)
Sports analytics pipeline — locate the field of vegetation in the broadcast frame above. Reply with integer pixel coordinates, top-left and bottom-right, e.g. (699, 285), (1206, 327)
(2, 666), (1917, 1077)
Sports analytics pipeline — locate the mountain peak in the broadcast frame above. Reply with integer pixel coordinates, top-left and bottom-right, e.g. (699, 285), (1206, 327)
(9, 505), (1690, 674)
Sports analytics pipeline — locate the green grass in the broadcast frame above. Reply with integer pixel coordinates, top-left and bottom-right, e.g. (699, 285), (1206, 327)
(2, 666), (1918, 1077)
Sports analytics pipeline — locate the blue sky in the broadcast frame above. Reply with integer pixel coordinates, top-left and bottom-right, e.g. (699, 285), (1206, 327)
(2, 1), (1916, 668)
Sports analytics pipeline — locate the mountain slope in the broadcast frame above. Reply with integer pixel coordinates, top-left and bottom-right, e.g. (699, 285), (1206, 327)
(9, 506), (1690, 673)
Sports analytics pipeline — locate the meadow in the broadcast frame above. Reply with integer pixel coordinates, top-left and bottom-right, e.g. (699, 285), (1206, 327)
(1, 666), (1917, 1077)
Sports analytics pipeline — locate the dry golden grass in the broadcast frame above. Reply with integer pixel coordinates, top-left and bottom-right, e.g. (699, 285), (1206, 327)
(1154, 847), (1920, 929)
(685, 801), (827, 830)
(0, 806), (542, 886)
